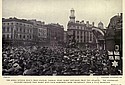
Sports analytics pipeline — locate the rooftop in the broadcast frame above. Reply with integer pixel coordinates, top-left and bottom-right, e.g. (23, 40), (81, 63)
(2, 17), (33, 24)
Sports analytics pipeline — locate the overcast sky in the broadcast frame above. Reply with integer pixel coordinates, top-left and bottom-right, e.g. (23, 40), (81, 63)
(2, 0), (122, 30)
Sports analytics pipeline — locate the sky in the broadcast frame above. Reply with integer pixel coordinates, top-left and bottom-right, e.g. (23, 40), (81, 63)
(2, 0), (122, 30)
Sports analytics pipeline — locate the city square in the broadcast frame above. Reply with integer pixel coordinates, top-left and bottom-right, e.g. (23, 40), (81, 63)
(2, 0), (122, 76)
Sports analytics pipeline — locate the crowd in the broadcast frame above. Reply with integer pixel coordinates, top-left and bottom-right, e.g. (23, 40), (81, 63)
(2, 45), (122, 76)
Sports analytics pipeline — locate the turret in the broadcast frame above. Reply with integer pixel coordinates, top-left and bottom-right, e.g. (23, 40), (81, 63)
(69, 8), (75, 23)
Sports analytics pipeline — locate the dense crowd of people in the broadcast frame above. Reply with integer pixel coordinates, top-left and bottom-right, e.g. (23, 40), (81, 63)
(2, 45), (122, 76)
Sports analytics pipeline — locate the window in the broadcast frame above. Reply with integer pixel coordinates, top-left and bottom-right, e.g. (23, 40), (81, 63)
(77, 36), (79, 38)
(11, 35), (13, 39)
(24, 29), (25, 33)
(11, 23), (13, 25)
(76, 26), (78, 29)
(84, 28), (86, 30)
(90, 33), (92, 41)
(23, 35), (25, 39)
(7, 27), (9, 32)
(81, 31), (82, 35)
(16, 34), (19, 38)
(84, 32), (86, 42)
(11, 28), (13, 32)
(2, 34), (5, 38)
(7, 34), (9, 39)
(16, 28), (18, 32)
(2, 27), (5, 32)
(27, 35), (29, 38)
(29, 29), (30, 33)
(39, 33), (40, 36)
(77, 31), (79, 34)
(72, 26), (75, 29)
(81, 40), (82, 43)
(20, 35), (22, 39)
(7, 23), (9, 25)
(20, 28), (22, 32)
(73, 30), (75, 35)
(30, 35), (31, 39)
(81, 27), (82, 29)
(27, 29), (29, 33)
(30, 29), (32, 33)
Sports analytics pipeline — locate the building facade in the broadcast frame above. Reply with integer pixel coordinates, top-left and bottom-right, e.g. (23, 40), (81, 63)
(92, 22), (106, 50)
(29, 19), (47, 46)
(2, 17), (34, 46)
(2, 17), (48, 46)
(45, 23), (64, 46)
(106, 13), (122, 51)
(67, 9), (96, 49)
(105, 13), (122, 74)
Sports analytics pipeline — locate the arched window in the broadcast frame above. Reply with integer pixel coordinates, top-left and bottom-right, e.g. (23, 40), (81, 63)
(20, 34), (22, 39)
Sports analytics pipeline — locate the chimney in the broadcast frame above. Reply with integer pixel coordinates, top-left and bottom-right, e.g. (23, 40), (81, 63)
(120, 13), (122, 17)
(42, 22), (45, 25)
(92, 22), (94, 26)
(80, 20), (84, 24)
(76, 20), (80, 24)
(86, 21), (89, 27)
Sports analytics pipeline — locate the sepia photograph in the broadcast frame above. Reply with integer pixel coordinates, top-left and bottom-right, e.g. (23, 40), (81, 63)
(2, 0), (123, 76)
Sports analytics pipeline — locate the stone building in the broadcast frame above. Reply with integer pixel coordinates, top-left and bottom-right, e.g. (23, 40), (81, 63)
(106, 13), (122, 51)
(67, 9), (96, 49)
(92, 22), (106, 50)
(29, 19), (47, 46)
(2, 17), (48, 46)
(45, 23), (64, 46)
(2, 17), (34, 46)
